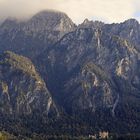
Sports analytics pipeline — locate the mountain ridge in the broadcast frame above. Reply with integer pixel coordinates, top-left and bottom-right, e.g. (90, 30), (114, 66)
(0, 10), (140, 136)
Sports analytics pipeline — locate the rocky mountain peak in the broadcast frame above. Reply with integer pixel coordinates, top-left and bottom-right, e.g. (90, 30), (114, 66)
(83, 18), (92, 24)
(27, 10), (76, 32)
(79, 19), (104, 29)
(123, 18), (139, 26)
(120, 18), (140, 30)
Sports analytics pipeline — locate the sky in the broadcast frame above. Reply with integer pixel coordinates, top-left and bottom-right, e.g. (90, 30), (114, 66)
(0, 0), (140, 24)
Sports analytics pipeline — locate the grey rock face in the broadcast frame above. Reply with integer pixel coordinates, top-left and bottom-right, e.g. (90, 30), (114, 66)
(63, 62), (117, 113)
(79, 19), (104, 29)
(0, 10), (76, 58)
(27, 10), (76, 32)
(103, 19), (140, 51)
(0, 51), (58, 116)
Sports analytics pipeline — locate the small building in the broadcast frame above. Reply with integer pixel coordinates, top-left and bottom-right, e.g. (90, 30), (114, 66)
(99, 131), (109, 139)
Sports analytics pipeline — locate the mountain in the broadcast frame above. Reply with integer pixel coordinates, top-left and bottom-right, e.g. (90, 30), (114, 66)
(0, 51), (58, 116)
(28, 10), (76, 32)
(0, 10), (76, 58)
(39, 26), (140, 133)
(0, 10), (140, 137)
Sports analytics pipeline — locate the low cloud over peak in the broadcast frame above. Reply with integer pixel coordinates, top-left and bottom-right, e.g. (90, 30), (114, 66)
(0, 0), (139, 24)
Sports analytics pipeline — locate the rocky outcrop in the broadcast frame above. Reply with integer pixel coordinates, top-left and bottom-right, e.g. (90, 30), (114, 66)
(0, 51), (58, 116)
(0, 10), (76, 58)
(79, 19), (104, 29)
(27, 10), (76, 33)
(64, 62), (117, 114)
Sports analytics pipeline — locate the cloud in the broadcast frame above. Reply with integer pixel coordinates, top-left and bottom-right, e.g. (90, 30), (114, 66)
(0, 0), (139, 24)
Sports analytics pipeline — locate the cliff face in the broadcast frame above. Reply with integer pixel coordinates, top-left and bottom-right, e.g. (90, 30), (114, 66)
(0, 51), (58, 116)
